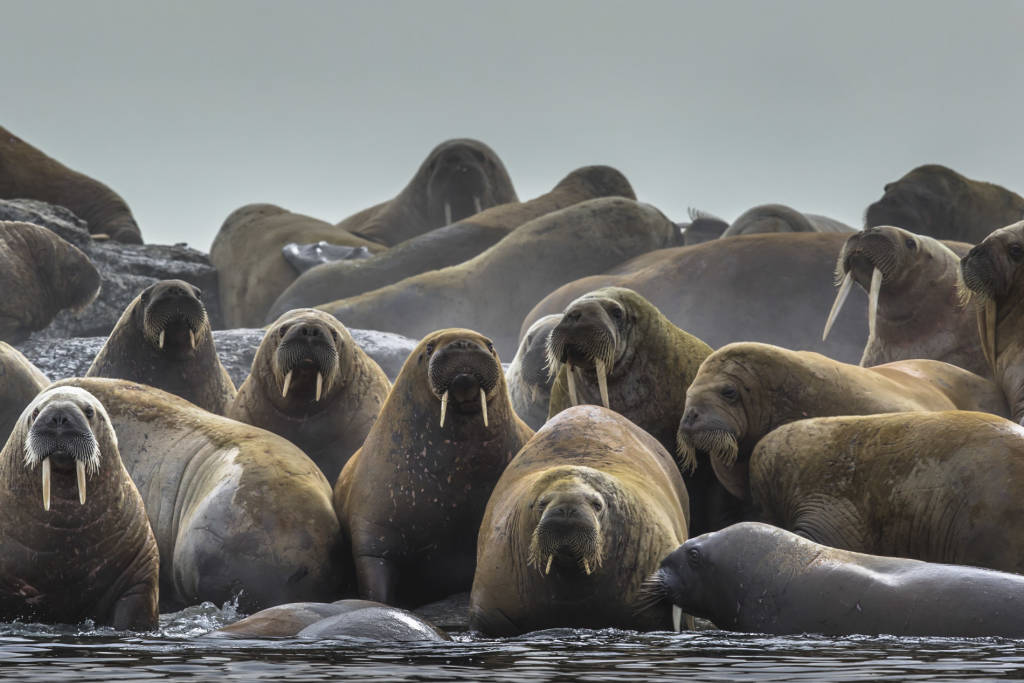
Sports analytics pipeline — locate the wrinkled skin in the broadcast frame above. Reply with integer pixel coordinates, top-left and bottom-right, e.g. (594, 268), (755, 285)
(721, 203), (854, 237)
(338, 138), (518, 247)
(750, 411), (1024, 573)
(0, 221), (101, 343)
(506, 313), (562, 430)
(960, 220), (1024, 423)
(334, 329), (533, 608)
(0, 387), (158, 629)
(865, 164), (1024, 244)
(470, 405), (689, 636)
(210, 203), (385, 328)
(0, 125), (143, 243)
(269, 165), (634, 319)
(651, 522), (1024, 637)
(319, 198), (678, 357)
(86, 280), (236, 414)
(0, 342), (49, 443)
(676, 342), (1008, 501)
(54, 377), (344, 613)
(226, 308), (390, 482)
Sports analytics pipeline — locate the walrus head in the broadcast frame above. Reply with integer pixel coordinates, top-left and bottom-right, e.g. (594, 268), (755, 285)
(136, 279), (209, 359)
(423, 139), (512, 228)
(425, 330), (503, 428)
(526, 469), (607, 579)
(20, 387), (110, 511)
(268, 309), (343, 405)
(864, 165), (966, 235)
(511, 314), (562, 406)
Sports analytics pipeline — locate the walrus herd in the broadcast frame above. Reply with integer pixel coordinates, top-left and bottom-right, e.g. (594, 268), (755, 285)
(5, 128), (1024, 640)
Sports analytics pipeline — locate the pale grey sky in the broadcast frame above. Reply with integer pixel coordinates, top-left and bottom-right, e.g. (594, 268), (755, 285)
(2, 0), (1022, 248)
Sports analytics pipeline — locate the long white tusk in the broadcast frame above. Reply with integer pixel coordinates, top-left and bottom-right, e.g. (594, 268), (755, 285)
(41, 457), (51, 511)
(984, 300), (998, 371)
(672, 605), (682, 633)
(440, 390), (448, 427)
(76, 460), (87, 505)
(189, 328), (196, 349)
(595, 359), (610, 409)
(444, 202), (452, 225)
(315, 372), (323, 402)
(158, 330), (165, 349)
(474, 196), (482, 214)
(281, 370), (293, 398)
(868, 267), (883, 341)
(822, 271), (853, 341)
(545, 554), (554, 575)
(566, 365), (578, 406)
(480, 388), (488, 427)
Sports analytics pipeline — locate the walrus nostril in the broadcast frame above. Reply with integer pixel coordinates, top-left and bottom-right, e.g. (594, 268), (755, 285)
(681, 409), (698, 428)
(566, 310), (582, 323)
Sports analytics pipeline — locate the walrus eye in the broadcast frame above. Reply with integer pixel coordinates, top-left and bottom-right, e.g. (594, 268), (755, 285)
(330, 330), (338, 341)
(720, 386), (739, 403)
(83, 405), (95, 420)
(609, 307), (623, 321)
(486, 341), (495, 353)
(279, 324), (290, 338)
(905, 238), (916, 249)
(1009, 243), (1024, 262)
(590, 499), (603, 513)
(687, 547), (702, 567)
(426, 342), (435, 356)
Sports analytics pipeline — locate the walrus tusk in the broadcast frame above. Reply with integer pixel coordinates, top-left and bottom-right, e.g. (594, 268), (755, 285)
(868, 267), (883, 340)
(281, 370), (293, 398)
(567, 365), (579, 406)
(686, 614), (695, 630)
(474, 196), (482, 214)
(480, 388), (488, 427)
(595, 359), (610, 409)
(158, 330), (165, 350)
(444, 202), (452, 225)
(822, 271), (853, 341)
(76, 460), (87, 505)
(315, 372), (323, 402)
(440, 390), (448, 427)
(672, 605), (682, 633)
(545, 554), (553, 575)
(984, 300), (997, 371)
(189, 328), (196, 349)
(583, 558), (591, 575)
(41, 457), (51, 511)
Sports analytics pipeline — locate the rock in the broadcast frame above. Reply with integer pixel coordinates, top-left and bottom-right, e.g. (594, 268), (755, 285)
(0, 198), (92, 249)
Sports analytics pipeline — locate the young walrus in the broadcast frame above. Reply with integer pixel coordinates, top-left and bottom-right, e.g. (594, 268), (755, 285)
(333, 328), (533, 608)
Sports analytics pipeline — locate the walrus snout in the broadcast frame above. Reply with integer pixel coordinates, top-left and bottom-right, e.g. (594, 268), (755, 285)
(142, 280), (208, 353)
(960, 244), (999, 300)
(275, 320), (340, 403)
(676, 405), (739, 476)
(428, 148), (492, 225)
(25, 399), (101, 511)
(529, 499), (604, 578)
(429, 338), (500, 428)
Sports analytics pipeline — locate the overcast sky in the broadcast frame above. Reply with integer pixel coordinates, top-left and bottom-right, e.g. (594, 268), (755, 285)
(3, 0), (1022, 249)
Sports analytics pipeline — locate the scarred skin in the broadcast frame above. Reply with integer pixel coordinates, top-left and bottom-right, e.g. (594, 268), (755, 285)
(226, 308), (390, 482)
(333, 329), (533, 608)
(0, 342), (49, 442)
(865, 164), (1024, 244)
(337, 138), (518, 247)
(0, 126), (143, 243)
(506, 313), (562, 430)
(268, 165), (635, 319)
(750, 411), (1024, 573)
(0, 387), (159, 629)
(830, 226), (985, 375)
(470, 405), (689, 636)
(721, 203), (854, 237)
(86, 280), (236, 415)
(54, 377), (344, 613)
(676, 342), (1009, 501)
(0, 220), (101, 344)
(653, 522), (1024, 637)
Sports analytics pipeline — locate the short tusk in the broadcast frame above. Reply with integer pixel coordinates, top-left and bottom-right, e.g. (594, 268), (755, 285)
(440, 390), (448, 428)
(583, 558), (591, 575)
(545, 554), (553, 575)
(41, 457), (51, 512)
(189, 328), (196, 349)
(76, 460), (87, 505)
(480, 388), (488, 427)
(595, 359), (610, 409)
(672, 605), (682, 633)
(158, 330), (165, 350)
(822, 271), (853, 341)
(281, 370), (293, 398)
(315, 372), (323, 402)
(868, 267), (883, 340)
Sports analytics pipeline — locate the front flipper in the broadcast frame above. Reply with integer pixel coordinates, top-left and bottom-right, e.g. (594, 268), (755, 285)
(354, 555), (399, 605)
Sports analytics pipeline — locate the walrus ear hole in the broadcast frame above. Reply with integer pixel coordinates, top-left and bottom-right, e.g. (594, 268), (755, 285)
(687, 547), (702, 568)
(192, 286), (203, 299)
(1009, 243), (1024, 262)
(278, 324), (290, 338)
(426, 342), (436, 356)
(905, 238), (916, 250)
(83, 405), (95, 420)
(609, 306), (623, 321)
(720, 386), (739, 403)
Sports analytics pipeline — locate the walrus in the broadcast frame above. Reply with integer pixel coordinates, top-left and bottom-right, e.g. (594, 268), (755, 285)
(650, 522), (1024, 637)
(86, 279), (237, 414)
(506, 313), (562, 430)
(210, 203), (385, 328)
(318, 198), (678, 357)
(469, 405), (689, 635)
(226, 308), (391, 482)
(676, 342), (1009, 501)
(0, 386), (159, 629)
(0, 220), (101, 343)
(720, 203), (855, 237)
(206, 599), (380, 638)
(337, 138), (518, 247)
(0, 342), (49, 443)
(334, 328), (533, 608)
(960, 220), (1024, 423)
(0, 125), (143, 243)
(679, 208), (728, 245)
(268, 165), (635, 319)
(865, 164), (1024, 244)
(53, 377), (344, 612)
(822, 225), (986, 376)
(750, 411), (1024, 574)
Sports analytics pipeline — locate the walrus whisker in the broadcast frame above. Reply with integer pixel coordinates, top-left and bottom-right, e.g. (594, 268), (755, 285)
(440, 390), (448, 428)
(674, 434), (698, 476)
(158, 330), (165, 350)
(595, 359), (610, 409)
(41, 456), (51, 511)
(77, 459), (87, 505)
(868, 267), (883, 340)
(567, 365), (578, 406)
(281, 370), (293, 398)
(480, 388), (488, 427)
(822, 271), (853, 341)
(474, 196), (482, 214)
(444, 202), (452, 225)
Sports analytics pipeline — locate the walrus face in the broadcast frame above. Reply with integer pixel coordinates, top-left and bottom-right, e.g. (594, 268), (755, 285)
(676, 357), (749, 483)
(21, 387), (108, 511)
(425, 332), (502, 428)
(271, 314), (341, 404)
(425, 142), (498, 227)
(960, 222), (1024, 303)
(514, 314), (562, 402)
(864, 165), (965, 233)
(526, 474), (606, 579)
(646, 535), (715, 628)
(137, 279), (208, 359)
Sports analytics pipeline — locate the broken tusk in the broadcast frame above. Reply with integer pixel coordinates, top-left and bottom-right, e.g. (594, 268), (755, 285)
(822, 271), (853, 341)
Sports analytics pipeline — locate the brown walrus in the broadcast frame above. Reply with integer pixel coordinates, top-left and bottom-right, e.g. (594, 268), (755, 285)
(0, 220), (101, 343)
(226, 308), (390, 482)
(469, 405), (689, 635)
(334, 328), (533, 608)
(55, 376), (344, 612)
(210, 203), (385, 328)
(86, 279), (236, 414)
(720, 203), (854, 237)
(0, 342), (49, 443)
(676, 342), (1009, 500)
(865, 164), (1024, 244)
(506, 313), (562, 430)
(337, 138), (518, 247)
(960, 220), (1024, 423)
(750, 410), (1024, 573)
(267, 165), (635, 319)
(822, 225), (986, 376)
(0, 386), (159, 629)
(0, 125), (143, 243)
